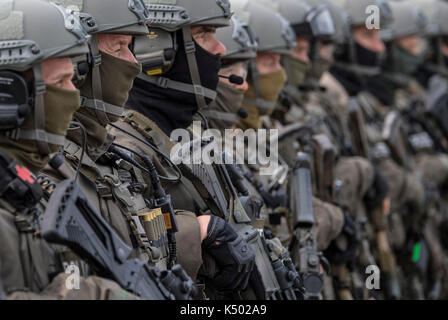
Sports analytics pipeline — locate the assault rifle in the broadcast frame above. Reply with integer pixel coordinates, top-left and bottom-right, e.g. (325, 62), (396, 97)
(41, 179), (195, 300)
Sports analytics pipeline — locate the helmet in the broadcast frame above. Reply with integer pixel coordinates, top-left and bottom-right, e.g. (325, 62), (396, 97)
(380, 1), (427, 42)
(330, 0), (393, 30)
(216, 15), (258, 62)
(58, 0), (150, 35)
(0, 0), (90, 155)
(305, 0), (349, 44)
(144, 0), (232, 32)
(230, 0), (295, 54)
(277, 0), (335, 40)
(55, 0), (151, 125)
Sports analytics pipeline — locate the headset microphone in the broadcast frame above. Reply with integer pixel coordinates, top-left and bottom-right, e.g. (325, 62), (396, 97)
(218, 74), (244, 85)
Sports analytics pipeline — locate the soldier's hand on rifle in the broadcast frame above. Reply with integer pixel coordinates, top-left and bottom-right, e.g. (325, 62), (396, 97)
(201, 215), (256, 292)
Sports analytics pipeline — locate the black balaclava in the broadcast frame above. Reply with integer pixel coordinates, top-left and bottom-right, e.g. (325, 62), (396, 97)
(366, 74), (400, 106)
(331, 41), (383, 96)
(330, 64), (366, 96)
(127, 30), (222, 136)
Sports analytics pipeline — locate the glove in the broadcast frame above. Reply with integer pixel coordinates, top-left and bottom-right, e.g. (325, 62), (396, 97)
(202, 215), (255, 292)
(160, 264), (197, 300)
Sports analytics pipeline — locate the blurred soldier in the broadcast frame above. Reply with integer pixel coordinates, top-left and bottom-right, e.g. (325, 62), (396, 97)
(370, 0), (448, 299)
(0, 0), (139, 299)
(324, 0), (407, 299)
(272, 0), (363, 300)
(222, 0), (346, 300)
(411, 0), (448, 298)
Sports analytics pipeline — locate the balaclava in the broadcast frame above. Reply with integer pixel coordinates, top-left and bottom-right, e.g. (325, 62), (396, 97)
(127, 30), (222, 136)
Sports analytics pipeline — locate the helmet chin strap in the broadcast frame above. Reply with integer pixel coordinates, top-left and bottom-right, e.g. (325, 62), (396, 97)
(78, 34), (126, 127)
(243, 57), (276, 115)
(181, 26), (208, 109)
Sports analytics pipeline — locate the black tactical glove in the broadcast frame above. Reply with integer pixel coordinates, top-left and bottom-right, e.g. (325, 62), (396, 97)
(160, 264), (196, 300)
(202, 215), (255, 292)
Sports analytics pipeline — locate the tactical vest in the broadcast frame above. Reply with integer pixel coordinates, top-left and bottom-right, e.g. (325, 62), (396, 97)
(42, 137), (170, 274)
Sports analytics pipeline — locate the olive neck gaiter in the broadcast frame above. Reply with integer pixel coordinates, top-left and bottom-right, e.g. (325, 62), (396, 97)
(388, 44), (423, 76)
(284, 56), (311, 88)
(72, 52), (141, 148)
(0, 85), (81, 174)
(240, 68), (287, 130)
(207, 82), (246, 132)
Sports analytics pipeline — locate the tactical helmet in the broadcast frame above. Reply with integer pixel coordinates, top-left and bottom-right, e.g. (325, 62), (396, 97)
(133, 0), (232, 110)
(277, 0), (335, 40)
(55, 0), (151, 126)
(230, 0), (295, 55)
(216, 15), (258, 62)
(380, 1), (427, 42)
(0, 0), (90, 154)
(144, 0), (232, 31)
(305, 0), (349, 44)
(330, 0), (393, 31)
(58, 0), (150, 35)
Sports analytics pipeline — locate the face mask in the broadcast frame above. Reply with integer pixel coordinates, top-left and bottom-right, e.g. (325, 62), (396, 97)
(392, 44), (423, 76)
(158, 30), (222, 108)
(74, 52), (141, 147)
(285, 56), (311, 87)
(99, 53), (142, 121)
(0, 85), (81, 173)
(241, 68), (287, 129)
(208, 81), (246, 130)
(355, 41), (382, 68)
